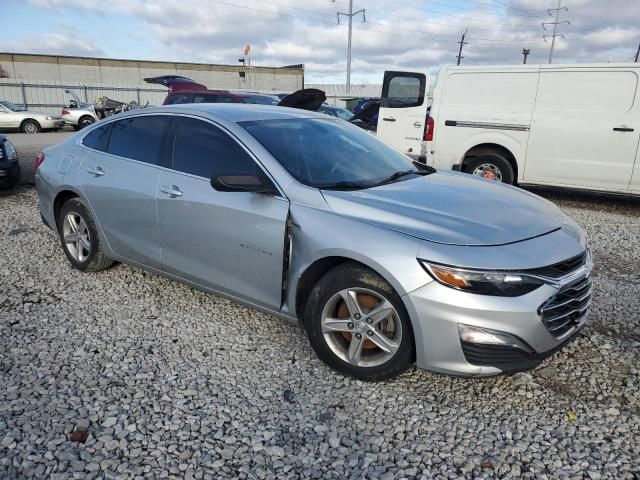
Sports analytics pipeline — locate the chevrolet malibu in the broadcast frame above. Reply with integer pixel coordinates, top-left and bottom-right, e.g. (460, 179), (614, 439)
(35, 104), (593, 380)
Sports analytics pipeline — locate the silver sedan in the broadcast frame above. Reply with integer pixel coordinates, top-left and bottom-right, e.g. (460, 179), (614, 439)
(0, 101), (64, 133)
(35, 104), (592, 380)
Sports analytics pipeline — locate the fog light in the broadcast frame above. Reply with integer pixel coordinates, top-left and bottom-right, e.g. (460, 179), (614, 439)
(457, 324), (533, 352)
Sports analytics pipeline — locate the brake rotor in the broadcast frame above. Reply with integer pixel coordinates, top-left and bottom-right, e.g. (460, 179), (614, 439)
(338, 293), (379, 349)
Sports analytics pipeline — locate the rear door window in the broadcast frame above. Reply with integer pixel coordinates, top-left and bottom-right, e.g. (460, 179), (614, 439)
(382, 72), (426, 108)
(82, 124), (111, 152)
(193, 94), (242, 104)
(107, 115), (170, 165)
(165, 93), (193, 105)
(172, 117), (261, 178)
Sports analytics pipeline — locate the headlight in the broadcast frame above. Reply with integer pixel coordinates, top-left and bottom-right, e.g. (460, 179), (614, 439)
(4, 140), (18, 160)
(420, 261), (544, 297)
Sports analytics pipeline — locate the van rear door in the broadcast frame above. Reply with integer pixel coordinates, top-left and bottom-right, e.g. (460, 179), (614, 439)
(377, 70), (430, 158)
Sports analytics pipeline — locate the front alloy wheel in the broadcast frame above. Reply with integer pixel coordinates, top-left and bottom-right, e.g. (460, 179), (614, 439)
(305, 262), (414, 381)
(321, 288), (402, 367)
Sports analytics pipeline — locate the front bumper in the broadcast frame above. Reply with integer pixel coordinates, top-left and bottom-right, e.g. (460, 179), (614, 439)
(403, 271), (591, 377)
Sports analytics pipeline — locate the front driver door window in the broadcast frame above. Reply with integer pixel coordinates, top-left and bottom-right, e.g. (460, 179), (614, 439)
(156, 116), (290, 309)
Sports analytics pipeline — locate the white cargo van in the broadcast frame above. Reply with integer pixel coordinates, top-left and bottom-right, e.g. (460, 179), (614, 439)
(377, 64), (640, 195)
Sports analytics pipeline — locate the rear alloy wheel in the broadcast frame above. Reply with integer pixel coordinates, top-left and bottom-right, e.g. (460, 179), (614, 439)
(58, 198), (113, 272)
(78, 116), (95, 129)
(305, 263), (414, 380)
(465, 153), (514, 185)
(21, 119), (41, 134)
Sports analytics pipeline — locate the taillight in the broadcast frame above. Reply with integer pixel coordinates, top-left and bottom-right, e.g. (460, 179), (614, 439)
(424, 116), (435, 142)
(35, 152), (45, 170)
(61, 108), (70, 115)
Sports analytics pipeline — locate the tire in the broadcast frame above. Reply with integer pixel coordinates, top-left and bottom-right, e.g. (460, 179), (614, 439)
(464, 153), (515, 185)
(78, 116), (95, 129)
(304, 262), (414, 381)
(21, 119), (41, 134)
(57, 197), (114, 272)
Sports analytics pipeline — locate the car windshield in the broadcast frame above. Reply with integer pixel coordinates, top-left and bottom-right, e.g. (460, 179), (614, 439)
(241, 118), (417, 189)
(0, 101), (26, 112)
(241, 95), (279, 105)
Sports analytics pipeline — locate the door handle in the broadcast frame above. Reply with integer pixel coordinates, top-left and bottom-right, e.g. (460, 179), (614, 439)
(160, 185), (183, 198)
(382, 117), (396, 122)
(613, 127), (634, 132)
(87, 167), (104, 177)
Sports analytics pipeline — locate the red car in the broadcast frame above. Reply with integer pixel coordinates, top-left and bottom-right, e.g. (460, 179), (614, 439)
(144, 76), (325, 110)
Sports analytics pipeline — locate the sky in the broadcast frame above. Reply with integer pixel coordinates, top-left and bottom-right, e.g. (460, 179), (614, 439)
(1, 0), (639, 84)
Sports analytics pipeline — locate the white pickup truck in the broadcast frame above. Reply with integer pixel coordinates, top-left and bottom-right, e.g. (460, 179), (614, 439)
(377, 64), (640, 195)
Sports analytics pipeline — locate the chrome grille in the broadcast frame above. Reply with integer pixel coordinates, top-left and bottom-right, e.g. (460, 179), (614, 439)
(539, 277), (592, 338)
(525, 251), (586, 279)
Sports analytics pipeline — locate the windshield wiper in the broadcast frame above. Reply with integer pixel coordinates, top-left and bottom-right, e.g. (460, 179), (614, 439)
(369, 167), (435, 188)
(317, 181), (369, 191)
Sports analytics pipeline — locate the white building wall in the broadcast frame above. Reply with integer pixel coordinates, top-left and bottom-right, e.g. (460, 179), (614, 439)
(0, 53), (304, 92)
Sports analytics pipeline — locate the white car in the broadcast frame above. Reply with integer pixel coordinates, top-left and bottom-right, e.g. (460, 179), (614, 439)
(0, 101), (64, 133)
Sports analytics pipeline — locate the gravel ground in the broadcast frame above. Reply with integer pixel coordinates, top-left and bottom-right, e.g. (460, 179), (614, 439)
(1, 184), (640, 476)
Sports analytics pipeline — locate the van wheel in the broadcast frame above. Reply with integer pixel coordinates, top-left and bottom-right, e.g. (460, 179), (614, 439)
(304, 263), (414, 381)
(465, 154), (514, 185)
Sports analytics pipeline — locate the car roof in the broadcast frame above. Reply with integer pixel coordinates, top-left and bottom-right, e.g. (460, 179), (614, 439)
(117, 103), (329, 123)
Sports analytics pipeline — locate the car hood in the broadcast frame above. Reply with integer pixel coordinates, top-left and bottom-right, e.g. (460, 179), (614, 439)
(321, 171), (569, 246)
(277, 88), (326, 111)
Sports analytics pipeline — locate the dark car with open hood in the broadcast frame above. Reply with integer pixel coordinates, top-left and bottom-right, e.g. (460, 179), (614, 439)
(144, 76), (326, 111)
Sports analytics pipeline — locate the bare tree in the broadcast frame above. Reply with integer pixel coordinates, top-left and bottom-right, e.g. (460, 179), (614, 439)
(0, 65), (9, 78)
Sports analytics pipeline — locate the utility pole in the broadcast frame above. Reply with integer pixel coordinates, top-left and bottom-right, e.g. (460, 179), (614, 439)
(543, 0), (569, 64)
(334, 0), (365, 94)
(456, 30), (467, 66)
(635, 41), (640, 62)
(522, 48), (531, 64)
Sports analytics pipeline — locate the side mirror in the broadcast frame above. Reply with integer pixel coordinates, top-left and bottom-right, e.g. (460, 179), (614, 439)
(211, 174), (278, 195)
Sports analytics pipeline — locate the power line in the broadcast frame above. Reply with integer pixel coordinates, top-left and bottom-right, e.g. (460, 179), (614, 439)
(543, 0), (570, 64)
(358, 3), (543, 34)
(380, 0), (545, 19)
(457, 30), (468, 65)
(635, 41), (640, 62)
(201, 0), (546, 47)
(372, 0), (545, 29)
(333, 0), (365, 93)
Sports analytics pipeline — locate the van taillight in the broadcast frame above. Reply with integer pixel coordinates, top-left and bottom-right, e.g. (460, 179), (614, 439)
(424, 116), (435, 142)
(35, 152), (45, 170)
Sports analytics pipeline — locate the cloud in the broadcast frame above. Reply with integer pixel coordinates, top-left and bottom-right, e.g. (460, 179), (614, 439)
(0, 32), (105, 57)
(20, 0), (640, 82)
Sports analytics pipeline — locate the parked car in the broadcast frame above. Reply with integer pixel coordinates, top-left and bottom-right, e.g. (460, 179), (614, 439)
(60, 89), (98, 130)
(351, 97), (380, 124)
(35, 104), (592, 380)
(318, 104), (353, 120)
(0, 100), (64, 133)
(144, 76), (326, 111)
(0, 133), (20, 189)
(380, 64), (640, 194)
